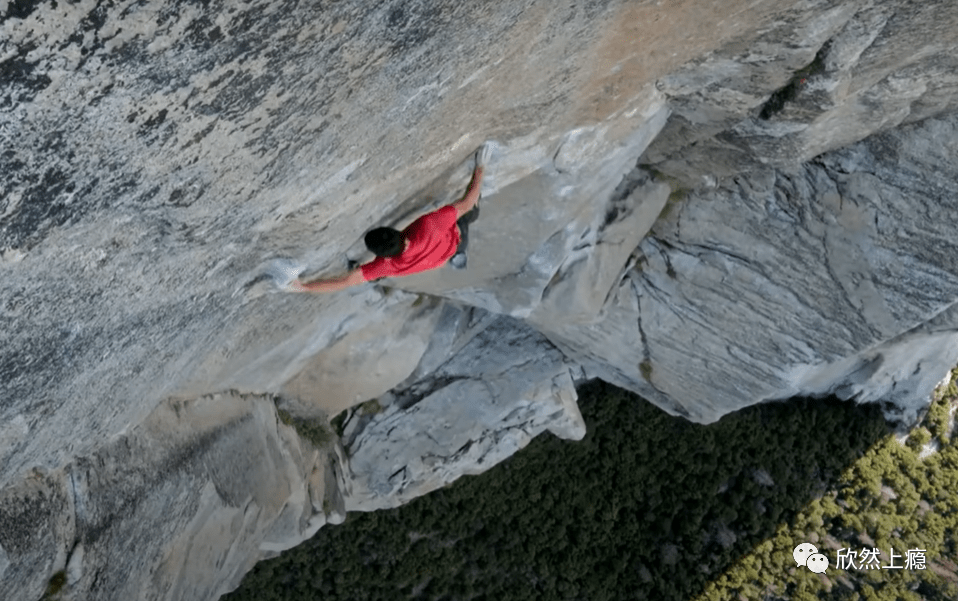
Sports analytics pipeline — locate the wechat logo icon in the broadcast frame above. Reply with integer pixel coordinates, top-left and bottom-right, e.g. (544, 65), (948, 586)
(794, 543), (829, 574)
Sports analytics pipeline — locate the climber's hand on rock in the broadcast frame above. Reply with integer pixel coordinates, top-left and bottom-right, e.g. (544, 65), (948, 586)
(476, 142), (494, 168)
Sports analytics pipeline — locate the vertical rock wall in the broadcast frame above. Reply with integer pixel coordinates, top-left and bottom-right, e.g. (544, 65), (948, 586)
(4, 0), (958, 599)
(0, 391), (326, 601)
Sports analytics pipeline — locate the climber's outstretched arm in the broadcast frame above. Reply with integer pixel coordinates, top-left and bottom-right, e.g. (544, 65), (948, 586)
(452, 165), (484, 219)
(291, 268), (365, 293)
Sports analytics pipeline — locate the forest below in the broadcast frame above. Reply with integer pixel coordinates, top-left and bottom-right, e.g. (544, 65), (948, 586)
(225, 369), (958, 601)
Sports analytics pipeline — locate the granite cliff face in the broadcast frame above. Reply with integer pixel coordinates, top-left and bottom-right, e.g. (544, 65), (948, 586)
(3, 0), (958, 599)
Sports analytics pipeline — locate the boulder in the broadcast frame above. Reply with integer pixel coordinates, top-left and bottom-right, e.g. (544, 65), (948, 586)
(339, 311), (586, 512)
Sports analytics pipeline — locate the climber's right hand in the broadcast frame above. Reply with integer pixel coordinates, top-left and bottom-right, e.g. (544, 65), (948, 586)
(476, 142), (494, 168)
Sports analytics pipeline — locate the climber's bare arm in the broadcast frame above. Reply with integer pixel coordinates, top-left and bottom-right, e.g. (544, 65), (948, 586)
(451, 165), (484, 219)
(291, 268), (365, 293)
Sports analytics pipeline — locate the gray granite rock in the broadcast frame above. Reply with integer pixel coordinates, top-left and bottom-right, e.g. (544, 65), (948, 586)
(4, 0), (958, 599)
(386, 102), (672, 319)
(0, 0), (677, 495)
(0, 391), (330, 601)
(338, 312), (585, 512)
(1, 2), (672, 597)
(0, 470), (74, 601)
(566, 113), (958, 423)
(644, 0), (958, 184)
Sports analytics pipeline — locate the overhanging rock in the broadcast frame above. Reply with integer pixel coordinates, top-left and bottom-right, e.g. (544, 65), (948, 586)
(4, 0), (958, 599)
(337, 312), (586, 512)
(564, 113), (958, 423)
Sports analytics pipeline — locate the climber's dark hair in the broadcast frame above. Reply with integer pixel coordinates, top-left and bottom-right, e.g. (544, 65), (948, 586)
(365, 227), (405, 257)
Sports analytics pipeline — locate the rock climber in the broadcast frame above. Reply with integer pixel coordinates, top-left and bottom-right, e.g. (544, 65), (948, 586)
(289, 144), (491, 294)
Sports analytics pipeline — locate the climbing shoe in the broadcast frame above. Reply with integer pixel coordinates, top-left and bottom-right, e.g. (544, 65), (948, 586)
(449, 252), (467, 269)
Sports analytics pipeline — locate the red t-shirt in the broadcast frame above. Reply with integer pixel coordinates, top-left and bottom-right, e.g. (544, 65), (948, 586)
(361, 205), (460, 281)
